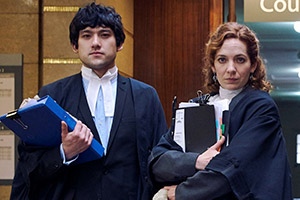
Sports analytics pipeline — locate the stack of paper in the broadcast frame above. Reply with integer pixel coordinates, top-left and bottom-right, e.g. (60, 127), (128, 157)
(173, 103), (216, 153)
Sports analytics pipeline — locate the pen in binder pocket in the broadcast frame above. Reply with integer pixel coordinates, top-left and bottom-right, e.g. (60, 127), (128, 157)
(217, 119), (225, 152)
(170, 96), (177, 137)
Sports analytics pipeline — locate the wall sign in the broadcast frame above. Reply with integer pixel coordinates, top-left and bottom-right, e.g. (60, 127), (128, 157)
(244, 0), (300, 22)
(0, 54), (23, 184)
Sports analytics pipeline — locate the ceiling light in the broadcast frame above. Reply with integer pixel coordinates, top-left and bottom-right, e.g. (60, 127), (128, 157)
(294, 21), (300, 33)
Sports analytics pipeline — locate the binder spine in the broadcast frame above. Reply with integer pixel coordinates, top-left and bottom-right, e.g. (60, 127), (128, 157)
(44, 97), (77, 131)
(42, 96), (105, 161)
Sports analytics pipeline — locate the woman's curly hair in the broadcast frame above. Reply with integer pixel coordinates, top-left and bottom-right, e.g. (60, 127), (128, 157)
(203, 22), (272, 93)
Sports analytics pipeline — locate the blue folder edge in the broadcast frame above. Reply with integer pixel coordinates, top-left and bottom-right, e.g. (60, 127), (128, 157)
(0, 95), (104, 165)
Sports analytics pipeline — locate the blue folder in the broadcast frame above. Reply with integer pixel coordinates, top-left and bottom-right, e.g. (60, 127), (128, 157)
(0, 95), (104, 165)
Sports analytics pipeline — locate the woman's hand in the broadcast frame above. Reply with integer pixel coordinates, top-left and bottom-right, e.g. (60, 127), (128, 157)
(195, 136), (225, 170)
(164, 185), (177, 200)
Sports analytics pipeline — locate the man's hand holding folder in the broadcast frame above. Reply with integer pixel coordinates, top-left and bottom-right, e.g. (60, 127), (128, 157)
(0, 95), (104, 164)
(61, 121), (94, 160)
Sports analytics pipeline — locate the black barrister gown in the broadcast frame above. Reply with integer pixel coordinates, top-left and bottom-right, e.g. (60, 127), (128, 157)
(10, 74), (168, 200)
(149, 86), (292, 200)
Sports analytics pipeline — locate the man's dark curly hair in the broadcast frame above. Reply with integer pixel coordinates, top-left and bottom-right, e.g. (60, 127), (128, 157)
(69, 2), (125, 49)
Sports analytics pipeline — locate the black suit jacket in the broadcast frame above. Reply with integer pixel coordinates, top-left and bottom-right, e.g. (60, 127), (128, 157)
(10, 73), (168, 200)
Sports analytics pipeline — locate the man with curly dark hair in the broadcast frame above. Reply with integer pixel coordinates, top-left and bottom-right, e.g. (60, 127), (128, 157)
(10, 3), (167, 200)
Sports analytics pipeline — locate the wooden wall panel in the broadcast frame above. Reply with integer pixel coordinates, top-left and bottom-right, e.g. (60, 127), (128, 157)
(210, 0), (224, 33)
(134, 0), (212, 125)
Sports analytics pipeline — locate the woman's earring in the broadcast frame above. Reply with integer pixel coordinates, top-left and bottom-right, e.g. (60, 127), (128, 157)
(249, 72), (254, 80)
(213, 73), (217, 83)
